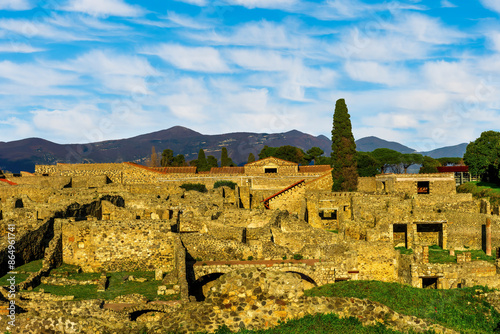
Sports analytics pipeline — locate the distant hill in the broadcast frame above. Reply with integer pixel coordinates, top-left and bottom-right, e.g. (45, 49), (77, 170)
(355, 136), (415, 154)
(0, 126), (468, 173)
(420, 143), (468, 159)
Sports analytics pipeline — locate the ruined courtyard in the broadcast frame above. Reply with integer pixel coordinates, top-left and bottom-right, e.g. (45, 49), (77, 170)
(0, 157), (498, 333)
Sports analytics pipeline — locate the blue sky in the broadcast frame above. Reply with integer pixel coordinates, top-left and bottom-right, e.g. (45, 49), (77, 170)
(0, 0), (499, 152)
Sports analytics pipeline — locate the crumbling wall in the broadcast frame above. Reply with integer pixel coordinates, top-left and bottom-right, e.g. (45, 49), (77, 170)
(61, 219), (175, 272)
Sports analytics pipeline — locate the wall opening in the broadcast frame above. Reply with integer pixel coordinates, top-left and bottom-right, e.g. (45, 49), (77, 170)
(417, 181), (430, 194)
(265, 168), (277, 174)
(422, 277), (438, 289)
(191, 273), (224, 301)
(286, 271), (317, 289)
(129, 310), (165, 321)
(393, 224), (408, 248)
(416, 223), (443, 248)
(319, 209), (337, 220)
(14, 199), (23, 208)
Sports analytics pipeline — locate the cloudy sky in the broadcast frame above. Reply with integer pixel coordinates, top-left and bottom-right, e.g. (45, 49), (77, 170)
(0, 0), (499, 151)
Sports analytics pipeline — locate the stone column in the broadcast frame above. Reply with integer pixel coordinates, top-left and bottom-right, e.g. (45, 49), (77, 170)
(486, 218), (492, 256)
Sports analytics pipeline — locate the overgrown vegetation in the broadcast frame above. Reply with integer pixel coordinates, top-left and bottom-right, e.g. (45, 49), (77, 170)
(192, 314), (425, 334)
(427, 244), (496, 264)
(214, 180), (237, 189)
(180, 183), (208, 193)
(457, 181), (500, 206)
(395, 247), (413, 255)
(29, 266), (177, 301)
(305, 280), (500, 334)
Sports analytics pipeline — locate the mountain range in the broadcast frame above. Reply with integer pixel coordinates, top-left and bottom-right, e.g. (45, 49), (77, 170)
(0, 126), (468, 173)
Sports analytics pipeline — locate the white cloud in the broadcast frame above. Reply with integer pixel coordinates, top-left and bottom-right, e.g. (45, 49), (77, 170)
(166, 11), (211, 30)
(0, 0), (32, 10)
(32, 107), (98, 139)
(228, 49), (294, 71)
(61, 0), (144, 17)
(345, 61), (409, 86)
(422, 61), (476, 94)
(0, 19), (87, 41)
(480, 0), (500, 14)
(224, 0), (298, 10)
(0, 43), (44, 53)
(441, 0), (456, 8)
(0, 61), (76, 89)
(142, 44), (230, 72)
(174, 0), (207, 5)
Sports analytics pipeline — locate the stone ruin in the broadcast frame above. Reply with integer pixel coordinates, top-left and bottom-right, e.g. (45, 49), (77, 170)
(0, 157), (497, 332)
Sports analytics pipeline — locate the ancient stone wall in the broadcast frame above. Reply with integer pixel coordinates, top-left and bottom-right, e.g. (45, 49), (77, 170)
(357, 177), (377, 192)
(444, 213), (500, 250)
(61, 219), (176, 272)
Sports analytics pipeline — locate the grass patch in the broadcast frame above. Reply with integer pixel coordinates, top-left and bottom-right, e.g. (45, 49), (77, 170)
(395, 247), (413, 255)
(327, 229), (339, 234)
(427, 245), (496, 264)
(192, 314), (426, 334)
(15, 259), (43, 273)
(6, 263), (180, 301)
(305, 280), (500, 334)
(214, 180), (237, 190)
(457, 181), (500, 206)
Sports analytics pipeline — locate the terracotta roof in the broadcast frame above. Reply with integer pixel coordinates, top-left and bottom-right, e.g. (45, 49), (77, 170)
(437, 166), (469, 173)
(298, 165), (332, 173)
(210, 167), (245, 174)
(151, 167), (197, 174)
(0, 178), (17, 185)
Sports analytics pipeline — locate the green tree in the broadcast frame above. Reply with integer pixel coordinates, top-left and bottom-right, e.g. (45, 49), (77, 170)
(306, 147), (324, 165)
(331, 99), (358, 191)
(464, 131), (500, 182)
(220, 147), (235, 167)
(401, 153), (423, 174)
(371, 148), (402, 174)
(172, 154), (186, 167)
(275, 145), (307, 164)
(161, 149), (174, 167)
(316, 156), (333, 165)
(207, 155), (218, 169)
(357, 151), (380, 177)
(437, 157), (463, 166)
(419, 156), (441, 174)
(196, 149), (209, 172)
(258, 145), (277, 160)
(247, 153), (256, 164)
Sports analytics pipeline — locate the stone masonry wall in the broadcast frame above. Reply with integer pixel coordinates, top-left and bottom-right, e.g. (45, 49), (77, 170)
(61, 219), (176, 272)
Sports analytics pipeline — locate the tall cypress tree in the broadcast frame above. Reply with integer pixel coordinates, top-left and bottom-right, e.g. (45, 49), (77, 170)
(221, 147), (231, 167)
(331, 99), (358, 191)
(197, 149), (209, 172)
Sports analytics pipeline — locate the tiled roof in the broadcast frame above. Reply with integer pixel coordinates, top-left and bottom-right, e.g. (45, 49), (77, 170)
(210, 167), (245, 174)
(298, 165), (332, 173)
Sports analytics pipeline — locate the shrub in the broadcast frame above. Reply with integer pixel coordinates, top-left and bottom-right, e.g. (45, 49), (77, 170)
(293, 254), (303, 260)
(213, 180), (237, 190)
(180, 183), (207, 193)
(247, 256), (254, 261)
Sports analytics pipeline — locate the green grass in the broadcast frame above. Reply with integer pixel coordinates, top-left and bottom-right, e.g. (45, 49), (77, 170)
(32, 269), (179, 301)
(457, 181), (500, 206)
(305, 280), (500, 334)
(427, 245), (496, 264)
(190, 314), (431, 334)
(0, 261), (180, 301)
(395, 247), (413, 255)
(327, 229), (339, 234)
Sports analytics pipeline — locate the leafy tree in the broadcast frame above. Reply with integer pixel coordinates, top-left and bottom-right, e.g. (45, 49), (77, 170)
(331, 98), (358, 191)
(275, 145), (307, 164)
(316, 156), (333, 165)
(306, 147), (324, 165)
(357, 151), (380, 177)
(247, 153), (256, 164)
(220, 147), (235, 167)
(172, 154), (186, 167)
(401, 153), (423, 174)
(258, 145), (308, 164)
(258, 146), (278, 160)
(207, 155), (218, 168)
(419, 156), (441, 174)
(437, 157), (463, 166)
(464, 131), (500, 182)
(371, 148), (402, 174)
(161, 149), (174, 167)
